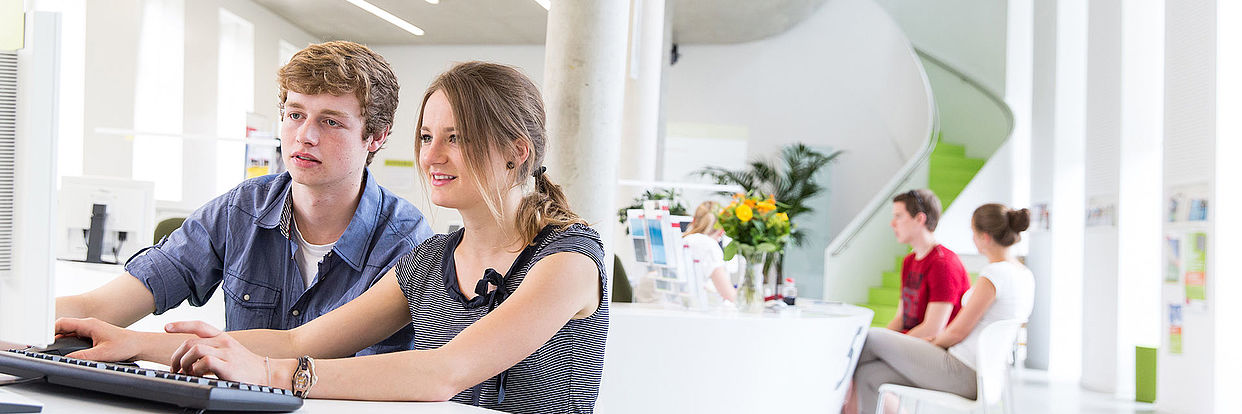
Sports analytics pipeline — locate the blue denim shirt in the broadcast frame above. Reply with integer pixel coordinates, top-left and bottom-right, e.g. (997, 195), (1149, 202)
(126, 170), (433, 355)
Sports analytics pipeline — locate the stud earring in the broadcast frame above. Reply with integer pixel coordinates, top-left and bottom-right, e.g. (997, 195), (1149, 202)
(506, 161), (515, 169)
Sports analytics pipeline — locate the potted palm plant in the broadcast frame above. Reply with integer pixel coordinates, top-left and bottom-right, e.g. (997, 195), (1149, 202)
(694, 143), (842, 292)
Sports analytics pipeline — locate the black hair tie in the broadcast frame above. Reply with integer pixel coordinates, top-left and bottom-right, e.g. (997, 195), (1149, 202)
(534, 165), (547, 178)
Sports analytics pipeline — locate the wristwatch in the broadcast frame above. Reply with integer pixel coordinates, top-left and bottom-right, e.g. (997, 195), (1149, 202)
(292, 355), (317, 398)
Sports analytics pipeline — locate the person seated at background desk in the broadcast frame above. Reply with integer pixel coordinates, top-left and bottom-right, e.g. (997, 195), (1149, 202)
(851, 204), (1034, 414)
(57, 61), (609, 413)
(886, 189), (970, 338)
(55, 41), (433, 356)
(682, 201), (737, 303)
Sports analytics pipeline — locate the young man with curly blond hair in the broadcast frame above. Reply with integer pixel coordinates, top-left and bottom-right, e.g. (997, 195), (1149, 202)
(56, 41), (432, 356)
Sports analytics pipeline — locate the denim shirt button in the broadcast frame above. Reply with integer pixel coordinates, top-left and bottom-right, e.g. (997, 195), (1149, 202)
(291, 309), (300, 316)
(242, 294), (251, 301)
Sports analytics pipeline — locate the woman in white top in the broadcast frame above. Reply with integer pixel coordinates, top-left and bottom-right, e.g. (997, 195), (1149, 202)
(847, 203), (1034, 414)
(682, 201), (737, 303)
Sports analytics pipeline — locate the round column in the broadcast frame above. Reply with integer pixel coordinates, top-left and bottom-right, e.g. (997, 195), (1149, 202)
(543, 0), (629, 269)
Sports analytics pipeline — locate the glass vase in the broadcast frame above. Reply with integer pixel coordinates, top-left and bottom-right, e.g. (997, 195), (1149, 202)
(736, 251), (767, 313)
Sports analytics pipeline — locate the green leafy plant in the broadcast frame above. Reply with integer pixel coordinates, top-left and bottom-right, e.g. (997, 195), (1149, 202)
(616, 188), (688, 229)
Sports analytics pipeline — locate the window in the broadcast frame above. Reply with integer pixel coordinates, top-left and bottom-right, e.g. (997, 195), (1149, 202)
(131, 0), (185, 201)
(215, 9), (254, 195)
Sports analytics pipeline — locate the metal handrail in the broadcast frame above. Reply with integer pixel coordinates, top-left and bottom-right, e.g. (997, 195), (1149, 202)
(826, 47), (1015, 256)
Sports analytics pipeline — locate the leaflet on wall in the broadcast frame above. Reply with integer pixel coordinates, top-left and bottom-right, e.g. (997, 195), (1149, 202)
(1164, 235), (1181, 284)
(1168, 304), (1183, 355)
(1032, 203), (1050, 232)
(1085, 196), (1117, 228)
(1167, 183), (1210, 223)
(1184, 232), (1207, 307)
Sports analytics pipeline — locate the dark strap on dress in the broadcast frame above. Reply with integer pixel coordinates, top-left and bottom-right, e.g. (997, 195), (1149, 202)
(467, 226), (557, 406)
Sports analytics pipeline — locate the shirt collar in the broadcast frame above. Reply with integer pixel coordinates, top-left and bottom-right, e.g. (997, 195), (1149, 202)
(255, 170), (384, 272)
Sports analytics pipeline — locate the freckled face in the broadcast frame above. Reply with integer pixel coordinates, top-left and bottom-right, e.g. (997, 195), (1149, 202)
(280, 91), (382, 189)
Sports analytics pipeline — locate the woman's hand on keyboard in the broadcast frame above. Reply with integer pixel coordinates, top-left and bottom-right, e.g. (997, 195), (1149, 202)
(167, 321), (267, 385)
(52, 317), (142, 362)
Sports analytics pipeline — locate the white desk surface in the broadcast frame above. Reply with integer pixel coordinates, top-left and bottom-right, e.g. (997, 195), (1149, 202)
(4, 381), (496, 413)
(0, 261), (496, 413)
(596, 302), (874, 413)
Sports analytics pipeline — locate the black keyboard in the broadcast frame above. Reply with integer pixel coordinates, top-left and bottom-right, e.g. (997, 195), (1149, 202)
(0, 349), (303, 412)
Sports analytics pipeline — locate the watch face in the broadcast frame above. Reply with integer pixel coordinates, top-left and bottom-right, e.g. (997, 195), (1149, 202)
(294, 372), (310, 390)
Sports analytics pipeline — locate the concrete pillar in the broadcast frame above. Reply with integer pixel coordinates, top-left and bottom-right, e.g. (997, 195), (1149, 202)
(542, 0), (628, 269)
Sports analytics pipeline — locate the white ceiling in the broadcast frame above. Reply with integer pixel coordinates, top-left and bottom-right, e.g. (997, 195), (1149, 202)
(251, 0), (827, 45)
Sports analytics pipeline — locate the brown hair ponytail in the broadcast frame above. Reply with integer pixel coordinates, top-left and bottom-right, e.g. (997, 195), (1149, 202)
(516, 166), (584, 244)
(415, 62), (584, 245)
(971, 203), (1030, 247)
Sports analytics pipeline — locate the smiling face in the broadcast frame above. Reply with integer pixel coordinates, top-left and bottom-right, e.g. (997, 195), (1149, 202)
(417, 90), (477, 209)
(417, 89), (528, 212)
(280, 91), (384, 190)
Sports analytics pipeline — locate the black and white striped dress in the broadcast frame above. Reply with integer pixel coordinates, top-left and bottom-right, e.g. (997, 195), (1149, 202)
(394, 223), (609, 413)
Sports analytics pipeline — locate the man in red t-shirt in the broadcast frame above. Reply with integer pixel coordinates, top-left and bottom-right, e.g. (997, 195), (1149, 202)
(886, 189), (970, 338)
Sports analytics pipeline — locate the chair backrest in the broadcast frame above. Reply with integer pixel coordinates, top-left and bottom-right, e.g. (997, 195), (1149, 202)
(612, 254), (633, 302)
(974, 318), (1024, 406)
(153, 217), (186, 244)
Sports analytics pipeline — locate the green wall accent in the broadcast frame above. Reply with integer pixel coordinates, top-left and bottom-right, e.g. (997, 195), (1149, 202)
(1136, 346), (1157, 403)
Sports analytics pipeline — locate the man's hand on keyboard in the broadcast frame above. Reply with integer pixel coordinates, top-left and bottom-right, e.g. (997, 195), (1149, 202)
(167, 321), (268, 386)
(53, 317), (142, 363)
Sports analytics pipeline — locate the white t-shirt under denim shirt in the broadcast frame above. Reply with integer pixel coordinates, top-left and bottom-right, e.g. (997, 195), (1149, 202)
(292, 219), (336, 288)
(948, 261), (1035, 370)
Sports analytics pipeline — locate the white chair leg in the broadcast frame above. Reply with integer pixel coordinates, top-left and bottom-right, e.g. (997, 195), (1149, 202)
(1002, 367), (1014, 414)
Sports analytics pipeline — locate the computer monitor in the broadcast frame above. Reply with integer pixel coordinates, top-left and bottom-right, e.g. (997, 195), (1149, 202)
(57, 176), (156, 264)
(0, 11), (61, 349)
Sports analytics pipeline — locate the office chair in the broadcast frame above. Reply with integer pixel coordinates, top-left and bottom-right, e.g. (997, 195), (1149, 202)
(152, 217), (186, 244)
(612, 255), (633, 303)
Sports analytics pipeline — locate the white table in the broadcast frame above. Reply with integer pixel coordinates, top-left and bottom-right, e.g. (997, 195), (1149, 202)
(595, 302), (873, 413)
(0, 261), (495, 413)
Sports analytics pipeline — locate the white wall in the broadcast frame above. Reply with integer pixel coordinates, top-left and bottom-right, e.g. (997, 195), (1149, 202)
(1158, 0), (1217, 411)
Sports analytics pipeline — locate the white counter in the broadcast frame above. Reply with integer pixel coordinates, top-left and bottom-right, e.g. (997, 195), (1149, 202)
(596, 302), (873, 413)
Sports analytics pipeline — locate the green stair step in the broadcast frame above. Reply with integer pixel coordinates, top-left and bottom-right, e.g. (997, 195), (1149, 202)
(929, 155), (986, 171)
(930, 169), (979, 184)
(868, 287), (900, 307)
(862, 304), (898, 327)
(882, 271), (901, 289)
(930, 184), (969, 205)
(933, 142), (966, 157)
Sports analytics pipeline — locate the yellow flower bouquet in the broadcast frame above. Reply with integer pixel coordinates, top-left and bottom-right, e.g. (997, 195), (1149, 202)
(717, 193), (792, 260)
(717, 192), (793, 312)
